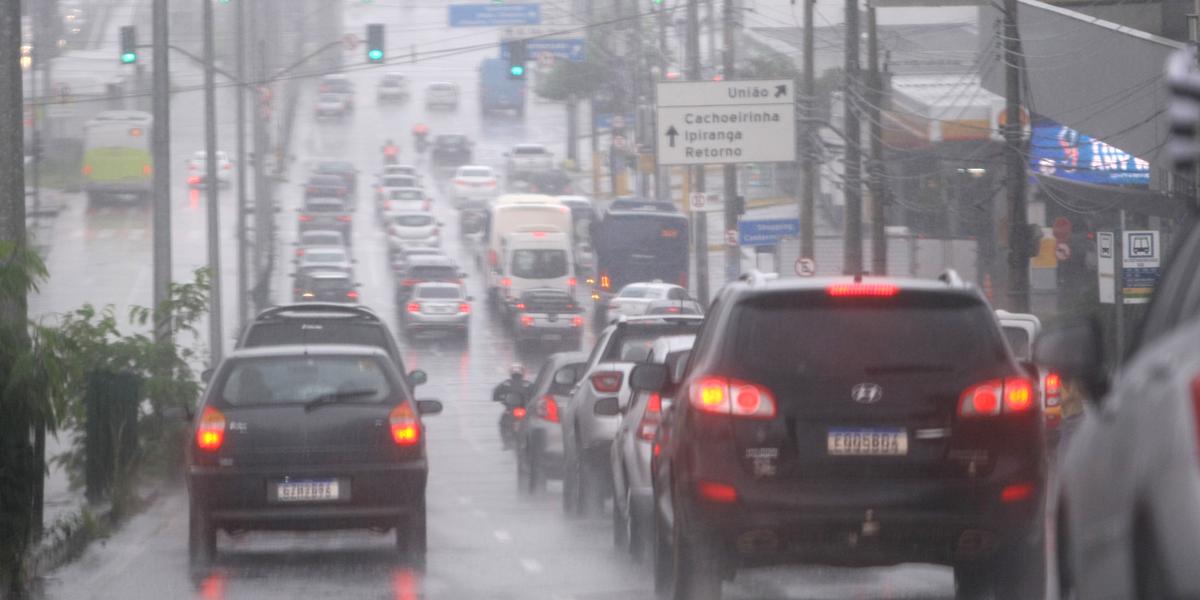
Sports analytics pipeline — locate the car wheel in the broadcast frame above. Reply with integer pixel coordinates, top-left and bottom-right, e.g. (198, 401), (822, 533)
(612, 487), (630, 550)
(653, 503), (672, 595)
(628, 488), (647, 560)
(396, 497), (427, 568)
(529, 445), (547, 493)
(668, 514), (723, 600)
(188, 500), (216, 567)
(1135, 516), (1169, 600)
(562, 443), (583, 517)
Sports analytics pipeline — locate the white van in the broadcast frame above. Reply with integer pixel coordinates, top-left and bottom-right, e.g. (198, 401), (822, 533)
(498, 230), (575, 310)
(483, 195), (571, 297)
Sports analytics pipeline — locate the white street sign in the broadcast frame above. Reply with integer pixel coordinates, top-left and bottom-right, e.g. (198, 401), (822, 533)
(689, 191), (706, 208)
(795, 257), (816, 277)
(1097, 231), (1114, 304)
(725, 229), (739, 247)
(1055, 242), (1071, 261)
(656, 79), (796, 166)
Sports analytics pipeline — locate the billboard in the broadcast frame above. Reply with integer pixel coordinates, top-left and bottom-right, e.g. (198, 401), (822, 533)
(1029, 117), (1150, 187)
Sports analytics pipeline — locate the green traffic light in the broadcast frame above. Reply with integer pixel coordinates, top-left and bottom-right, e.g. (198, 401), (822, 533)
(368, 49), (383, 61)
(121, 52), (137, 64)
(510, 65), (524, 76)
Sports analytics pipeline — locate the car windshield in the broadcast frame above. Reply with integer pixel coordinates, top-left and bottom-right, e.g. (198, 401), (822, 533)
(390, 189), (422, 200)
(415, 286), (461, 299)
(218, 356), (392, 407)
(459, 168), (491, 178)
(382, 177), (415, 187)
(303, 250), (347, 263)
(510, 249), (568, 279)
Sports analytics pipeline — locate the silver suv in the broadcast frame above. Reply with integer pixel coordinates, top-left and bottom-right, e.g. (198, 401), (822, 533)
(560, 315), (704, 516)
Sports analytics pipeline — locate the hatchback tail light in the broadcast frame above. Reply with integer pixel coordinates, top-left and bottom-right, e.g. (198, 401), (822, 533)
(537, 394), (560, 423)
(520, 315), (534, 327)
(515, 303), (526, 311)
(459, 302), (471, 314)
(195, 406), (226, 452)
(407, 302), (421, 313)
(1043, 372), (1062, 407)
(299, 214), (312, 222)
(591, 371), (623, 393)
(512, 407), (527, 419)
(401, 279), (418, 287)
(689, 376), (777, 419)
(638, 393), (662, 440)
(958, 377), (1035, 417)
(454, 178), (467, 186)
(336, 215), (352, 223)
(295, 248), (305, 257)
(389, 403), (420, 446)
(571, 315), (584, 327)
(501, 278), (512, 288)
(696, 480), (737, 504)
(346, 290), (359, 300)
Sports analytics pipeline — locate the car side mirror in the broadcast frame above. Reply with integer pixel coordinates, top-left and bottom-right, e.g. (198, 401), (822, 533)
(1034, 316), (1108, 402)
(407, 370), (428, 387)
(201, 368), (214, 383)
(416, 399), (443, 415)
(594, 397), (620, 417)
(554, 366), (580, 387)
(630, 363), (669, 393)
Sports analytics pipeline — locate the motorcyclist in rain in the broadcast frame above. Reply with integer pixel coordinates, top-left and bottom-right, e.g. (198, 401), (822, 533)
(493, 364), (532, 449)
(413, 123), (430, 153)
(381, 138), (399, 164)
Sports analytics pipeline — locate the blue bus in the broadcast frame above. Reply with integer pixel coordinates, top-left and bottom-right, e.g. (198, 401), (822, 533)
(479, 58), (526, 117)
(591, 198), (689, 306)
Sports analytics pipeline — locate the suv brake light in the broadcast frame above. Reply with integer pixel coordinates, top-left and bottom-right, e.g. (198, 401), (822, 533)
(537, 394), (560, 423)
(689, 376), (777, 419)
(196, 406), (226, 452)
(958, 377), (1035, 417)
(389, 403), (420, 446)
(638, 393), (662, 440)
(827, 283), (899, 297)
(407, 302), (421, 313)
(591, 371), (623, 393)
(1044, 372), (1062, 407)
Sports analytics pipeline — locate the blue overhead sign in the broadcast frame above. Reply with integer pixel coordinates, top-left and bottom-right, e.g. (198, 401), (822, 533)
(449, 4), (541, 27)
(738, 218), (800, 247)
(594, 113), (635, 130)
(500, 38), (585, 62)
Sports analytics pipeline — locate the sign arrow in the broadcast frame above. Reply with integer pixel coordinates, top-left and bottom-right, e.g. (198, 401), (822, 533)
(666, 125), (678, 147)
(775, 84), (787, 98)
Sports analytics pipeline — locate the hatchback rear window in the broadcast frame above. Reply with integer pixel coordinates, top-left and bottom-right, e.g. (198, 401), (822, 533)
(243, 322), (389, 351)
(411, 266), (458, 279)
(515, 146), (547, 155)
(218, 356), (392, 407)
(383, 177), (416, 188)
(731, 293), (1007, 381)
(416, 286), (461, 299)
(394, 215), (433, 227)
(460, 168), (491, 178)
(390, 190), (423, 200)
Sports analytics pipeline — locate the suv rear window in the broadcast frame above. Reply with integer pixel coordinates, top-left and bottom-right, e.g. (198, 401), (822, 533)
(730, 293), (1007, 382)
(243, 321), (389, 351)
(218, 356), (393, 407)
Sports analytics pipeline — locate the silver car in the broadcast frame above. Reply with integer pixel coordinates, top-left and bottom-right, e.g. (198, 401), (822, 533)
(610, 334), (694, 558)
(400, 282), (471, 339)
(295, 246), (353, 274)
(1039, 219), (1200, 600)
(515, 352), (588, 494)
(560, 315), (705, 516)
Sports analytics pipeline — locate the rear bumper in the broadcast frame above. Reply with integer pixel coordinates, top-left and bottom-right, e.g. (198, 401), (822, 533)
(188, 461), (426, 531)
(513, 324), (581, 343)
(404, 315), (469, 332)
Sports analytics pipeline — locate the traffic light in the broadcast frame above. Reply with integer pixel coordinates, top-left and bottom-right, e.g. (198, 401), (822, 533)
(366, 23), (384, 63)
(507, 40), (527, 80)
(119, 26), (137, 64)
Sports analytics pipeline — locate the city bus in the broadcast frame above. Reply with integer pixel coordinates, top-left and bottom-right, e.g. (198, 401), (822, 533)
(81, 110), (153, 203)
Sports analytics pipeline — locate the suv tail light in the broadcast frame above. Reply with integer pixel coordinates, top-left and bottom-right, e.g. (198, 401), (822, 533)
(407, 302), (421, 313)
(696, 480), (737, 504)
(346, 290), (359, 300)
(520, 315), (534, 327)
(958, 377), (1035, 417)
(299, 214), (312, 222)
(537, 394), (560, 423)
(637, 393), (662, 440)
(1043, 372), (1062, 407)
(336, 215), (352, 222)
(195, 406), (226, 452)
(571, 315), (584, 327)
(591, 371), (623, 393)
(689, 376), (777, 419)
(827, 283), (899, 297)
(459, 302), (471, 314)
(389, 403), (420, 446)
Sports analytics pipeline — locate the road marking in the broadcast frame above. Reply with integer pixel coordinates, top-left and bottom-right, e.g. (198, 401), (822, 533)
(492, 529), (512, 543)
(520, 558), (544, 574)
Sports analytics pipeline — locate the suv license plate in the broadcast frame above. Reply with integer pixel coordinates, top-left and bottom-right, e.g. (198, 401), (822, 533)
(827, 428), (908, 456)
(277, 479), (339, 502)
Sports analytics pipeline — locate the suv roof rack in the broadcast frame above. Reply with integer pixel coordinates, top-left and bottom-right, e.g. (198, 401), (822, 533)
(937, 269), (968, 288)
(254, 303), (381, 321)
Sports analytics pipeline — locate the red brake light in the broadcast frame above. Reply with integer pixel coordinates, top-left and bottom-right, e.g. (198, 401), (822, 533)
(638, 393), (662, 440)
(515, 303), (526, 311)
(537, 395), (560, 423)
(512, 407), (527, 419)
(501, 278), (512, 287)
(958, 377), (1035, 417)
(1044, 372), (1062, 407)
(82, 164), (93, 175)
(299, 215), (312, 222)
(1001, 481), (1035, 503)
(688, 376), (776, 419)
(485, 180), (497, 188)
(336, 215), (352, 222)
(567, 277), (577, 287)
(571, 315), (584, 327)
(346, 290), (359, 300)
(827, 283), (899, 297)
(459, 302), (471, 314)
(389, 403), (420, 446)
(454, 178), (466, 185)
(591, 371), (623, 393)
(195, 406), (226, 452)
(696, 480), (737, 504)
(520, 315), (535, 327)
(306, 186), (316, 193)
(407, 302), (421, 313)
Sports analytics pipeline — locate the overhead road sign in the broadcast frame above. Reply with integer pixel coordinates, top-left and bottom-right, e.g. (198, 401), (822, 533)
(449, 4), (541, 27)
(501, 38), (585, 62)
(656, 79), (797, 166)
(738, 218), (800, 247)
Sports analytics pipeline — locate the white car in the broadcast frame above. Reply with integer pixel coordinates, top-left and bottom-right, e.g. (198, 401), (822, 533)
(505, 144), (555, 173)
(377, 73), (409, 103)
(604, 282), (692, 321)
(387, 211), (441, 252)
(314, 93), (350, 119)
(450, 165), (499, 208)
(381, 187), (430, 214)
(382, 164), (422, 184)
(425, 82), (459, 109)
(186, 150), (233, 187)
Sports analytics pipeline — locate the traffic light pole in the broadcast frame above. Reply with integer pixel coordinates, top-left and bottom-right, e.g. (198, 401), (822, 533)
(687, 0), (709, 305)
(202, 0), (224, 363)
(151, 0), (172, 342)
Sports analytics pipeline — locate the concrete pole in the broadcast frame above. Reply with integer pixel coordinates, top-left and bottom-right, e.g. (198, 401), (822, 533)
(151, 0), (172, 339)
(800, 0), (815, 261)
(202, 0), (223, 363)
(842, 0), (863, 274)
(722, 0), (739, 281)
(1003, 0), (1029, 311)
(688, 0), (709, 304)
(235, 0), (248, 331)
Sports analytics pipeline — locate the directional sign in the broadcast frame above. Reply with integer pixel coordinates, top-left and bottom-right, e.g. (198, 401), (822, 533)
(656, 79), (796, 166)
(1122, 229), (1161, 304)
(501, 38), (585, 62)
(738, 218), (800, 247)
(449, 3), (541, 27)
(595, 113), (635, 130)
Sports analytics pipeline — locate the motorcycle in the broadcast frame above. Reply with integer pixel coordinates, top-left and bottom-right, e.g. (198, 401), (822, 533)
(460, 207), (486, 239)
(493, 381), (530, 450)
(382, 147), (399, 165)
(413, 130), (430, 154)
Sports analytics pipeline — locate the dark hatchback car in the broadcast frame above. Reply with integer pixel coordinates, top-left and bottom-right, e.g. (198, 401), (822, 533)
(395, 255), (464, 302)
(292, 270), (360, 304)
(638, 274), (1046, 600)
(430, 134), (473, 167)
(298, 196), (352, 241)
(304, 174), (350, 199)
(187, 345), (442, 567)
(314, 160), (358, 193)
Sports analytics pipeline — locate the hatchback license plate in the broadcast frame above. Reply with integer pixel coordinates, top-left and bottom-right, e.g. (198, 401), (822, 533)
(827, 428), (908, 456)
(276, 479), (339, 502)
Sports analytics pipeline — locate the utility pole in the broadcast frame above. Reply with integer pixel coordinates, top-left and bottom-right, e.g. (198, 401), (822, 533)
(235, 0), (248, 331)
(202, 0), (223, 363)
(151, 0), (172, 339)
(1003, 0), (1029, 312)
(800, 0), (815, 261)
(705, 0), (716, 73)
(866, 4), (887, 274)
(688, 0), (709, 304)
(842, 0), (863, 275)
(722, 0), (739, 281)
(251, 4), (270, 311)
(655, 3), (670, 202)
(588, 0), (600, 198)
